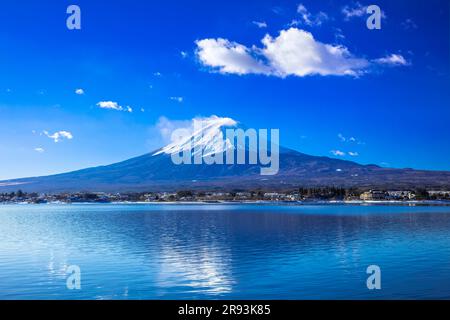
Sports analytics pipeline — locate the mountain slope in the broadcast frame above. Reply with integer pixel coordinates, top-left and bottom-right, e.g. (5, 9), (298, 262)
(1, 116), (449, 192)
(1, 147), (449, 193)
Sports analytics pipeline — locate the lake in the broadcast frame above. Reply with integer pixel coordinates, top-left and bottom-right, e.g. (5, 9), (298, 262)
(0, 203), (449, 300)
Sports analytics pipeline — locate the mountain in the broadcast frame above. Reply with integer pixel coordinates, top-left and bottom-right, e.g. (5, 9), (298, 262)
(1, 116), (449, 193)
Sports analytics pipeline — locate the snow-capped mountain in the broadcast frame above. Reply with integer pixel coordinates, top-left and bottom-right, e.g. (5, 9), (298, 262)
(1, 116), (449, 193)
(153, 116), (238, 158)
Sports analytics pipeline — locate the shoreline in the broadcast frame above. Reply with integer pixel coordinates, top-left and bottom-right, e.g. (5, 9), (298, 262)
(2, 200), (450, 206)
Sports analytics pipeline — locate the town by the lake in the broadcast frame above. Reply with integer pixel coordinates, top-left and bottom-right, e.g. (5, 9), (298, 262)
(2, 188), (449, 204)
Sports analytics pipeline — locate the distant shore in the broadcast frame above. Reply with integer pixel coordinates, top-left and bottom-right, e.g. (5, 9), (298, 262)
(2, 200), (450, 206)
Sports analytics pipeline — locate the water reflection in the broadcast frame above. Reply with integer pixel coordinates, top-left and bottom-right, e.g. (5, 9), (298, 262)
(0, 204), (450, 299)
(157, 244), (233, 294)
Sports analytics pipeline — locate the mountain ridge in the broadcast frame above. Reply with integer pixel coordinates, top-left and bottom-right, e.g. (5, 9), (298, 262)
(1, 146), (449, 193)
(1, 116), (449, 193)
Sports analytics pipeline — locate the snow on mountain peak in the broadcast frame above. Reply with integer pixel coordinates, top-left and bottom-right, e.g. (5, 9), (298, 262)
(153, 115), (238, 156)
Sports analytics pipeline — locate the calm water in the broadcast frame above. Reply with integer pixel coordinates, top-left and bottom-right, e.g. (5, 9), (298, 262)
(0, 203), (450, 300)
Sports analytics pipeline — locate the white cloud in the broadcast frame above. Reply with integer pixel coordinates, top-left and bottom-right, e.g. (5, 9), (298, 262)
(34, 147), (45, 153)
(295, 4), (329, 27)
(153, 72), (162, 77)
(252, 21), (267, 28)
(140, 108), (145, 112)
(348, 151), (359, 157)
(75, 88), (85, 95)
(402, 19), (418, 30)
(96, 101), (133, 112)
(338, 134), (365, 144)
(195, 38), (271, 75)
(170, 96), (184, 103)
(272, 6), (284, 15)
(151, 117), (193, 146)
(196, 28), (369, 77)
(97, 101), (122, 111)
(43, 130), (73, 143)
(180, 51), (188, 58)
(342, 2), (386, 20)
(334, 28), (345, 41)
(375, 54), (409, 66)
(262, 28), (370, 77)
(342, 2), (366, 19)
(331, 150), (346, 157)
(196, 27), (408, 78)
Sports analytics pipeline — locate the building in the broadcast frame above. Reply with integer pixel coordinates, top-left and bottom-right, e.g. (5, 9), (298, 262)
(428, 191), (450, 199)
(387, 191), (416, 200)
(264, 193), (281, 200)
(360, 190), (387, 201)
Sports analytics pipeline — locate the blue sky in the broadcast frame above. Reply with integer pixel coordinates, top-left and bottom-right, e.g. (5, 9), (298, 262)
(0, 0), (449, 180)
